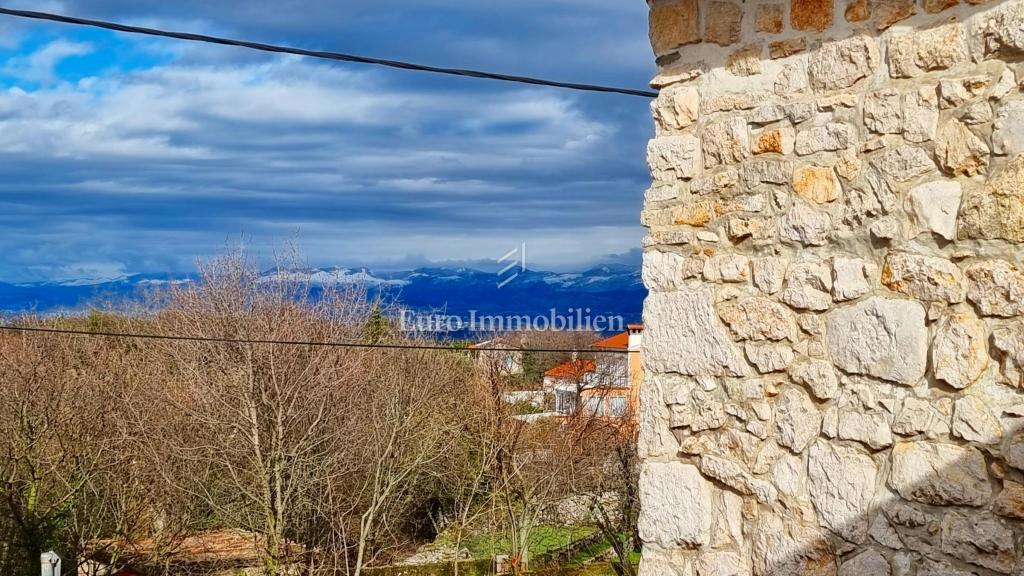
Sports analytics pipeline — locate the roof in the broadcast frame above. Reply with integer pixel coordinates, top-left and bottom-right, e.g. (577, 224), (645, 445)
(592, 332), (630, 350)
(544, 359), (596, 379)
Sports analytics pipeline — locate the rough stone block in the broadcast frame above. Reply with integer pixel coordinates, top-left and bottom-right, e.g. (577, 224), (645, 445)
(649, 0), (701, 55)
(638, 461), (713, 547)
(825, 297), (927, 384)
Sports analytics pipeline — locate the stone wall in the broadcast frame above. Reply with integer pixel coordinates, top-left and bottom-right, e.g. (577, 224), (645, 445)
(638, 0), (1024, 573)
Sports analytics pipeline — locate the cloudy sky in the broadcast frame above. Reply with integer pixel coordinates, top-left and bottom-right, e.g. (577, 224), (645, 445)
(0, 0), (654, 282)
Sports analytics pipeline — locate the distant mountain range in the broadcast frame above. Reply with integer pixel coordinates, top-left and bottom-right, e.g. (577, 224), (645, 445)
(0, 265), (646, 324)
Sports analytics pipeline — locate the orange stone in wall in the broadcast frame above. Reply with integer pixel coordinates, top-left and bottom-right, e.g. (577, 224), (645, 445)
(649, 0), (702, 55)
(791, 0), (835, 31)
(704, 1), (744, 46)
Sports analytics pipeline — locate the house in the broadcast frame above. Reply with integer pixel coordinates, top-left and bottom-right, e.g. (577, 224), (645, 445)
(542, 324), (643, 420)
(543, 358), (596, 415)
(470, 337), (524, 376)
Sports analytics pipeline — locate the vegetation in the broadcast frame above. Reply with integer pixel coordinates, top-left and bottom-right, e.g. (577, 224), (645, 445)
(0, 247), (640, 576)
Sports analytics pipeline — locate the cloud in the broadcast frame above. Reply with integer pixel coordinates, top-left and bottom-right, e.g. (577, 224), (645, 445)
(0, 1), (654, 282)
(2, 39), (94, 85)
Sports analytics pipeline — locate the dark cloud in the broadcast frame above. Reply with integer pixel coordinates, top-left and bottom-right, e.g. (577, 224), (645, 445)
(0, 1), (654, 281)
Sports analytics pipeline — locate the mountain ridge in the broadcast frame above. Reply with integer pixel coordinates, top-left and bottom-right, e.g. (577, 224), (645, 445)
(0, 265), (646, 324)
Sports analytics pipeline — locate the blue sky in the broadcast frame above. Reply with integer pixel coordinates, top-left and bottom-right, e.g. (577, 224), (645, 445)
(0, 0), (654, 282)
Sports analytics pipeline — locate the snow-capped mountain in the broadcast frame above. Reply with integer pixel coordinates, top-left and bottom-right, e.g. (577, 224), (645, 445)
(0, 264), (645, 322)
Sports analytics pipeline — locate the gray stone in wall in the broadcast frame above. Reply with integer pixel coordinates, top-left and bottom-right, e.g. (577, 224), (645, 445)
(940, 511), (1016, 573)
(825, 297), (927, 385)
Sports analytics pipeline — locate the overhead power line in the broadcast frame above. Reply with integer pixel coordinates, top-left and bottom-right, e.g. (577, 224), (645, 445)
(0, 7), (659, 98)
(0, 324), (630, 354)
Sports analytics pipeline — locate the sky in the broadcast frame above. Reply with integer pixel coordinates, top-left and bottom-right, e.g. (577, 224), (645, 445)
(0, 0), (654, 282)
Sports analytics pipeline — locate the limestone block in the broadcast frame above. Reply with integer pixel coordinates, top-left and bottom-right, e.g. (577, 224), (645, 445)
(775, 386), (821, 453)
(751, 125), (794, 155)
(961, 100), (993, 125)
(932, 306), (988, 389)
(727, 45), (763, 77)
(881, 252), (965, 304)
(993, 99), (1024, 156)
(744, 159), (793, 185)
(704, 1), (743, 46)
(792, 165), (840, 204)
(808, 35), (878, 91)
(808, 440), (878, 543)
(703, 253), (751, 283)
(756, 3), (785, 33)
(752, 257), (788, 294)
(993, 320), (1024, 387)
(825, 297), (927, 385)
(963, 259), (1024, 317)
(696, 551), (746, 576)
(789, 358), (839, 399)
(795, 122), (856, 155)
(639, 545), (694, 576)
(902, 87), (939, 143)
(644, 289), (748, 377)
(831, 256), (872, 302)
(906, 180), (961, 240)
(648, 135), (702, 181)
(951, 395), (1003, 445)
(770, 38), (806, 59)
(837, 410), (893, 450)
(751, 511), (837, 576)
(935, 118), (989, 176)
(889, 441), (991, 506)
(653, 84), (700, 132)
(871, 0), (915, 29)
(971, 0), (1024, 59)
(638, 461), (713, 547)
(887, 22), (966, 78)
(938, 76), (988, 109)
(718, 297), (796, 341)
(649, 0), (701, 54)
(918, 560), (975, 576)
(872, 146), (936, 182)
(892, 397), (952, 438)
(940, 511), (1016, 573)
(839, 550), (889, 576)
(792, 0), (834, 31)
(780, 202), (832, 246)
(746, 341), (795, 373)
(864, 88), (903, 134)
(959, 154), (1024, 243)
(994, 480), (1024, 519)
(703, 117), (750, 168)
(781, 258), (833, 311)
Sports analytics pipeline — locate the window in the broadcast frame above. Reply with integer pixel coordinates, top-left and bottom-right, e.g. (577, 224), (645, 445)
(584, 397), (602, 417)
(556, 390), (578, 415)
(608, 397), (627, 417)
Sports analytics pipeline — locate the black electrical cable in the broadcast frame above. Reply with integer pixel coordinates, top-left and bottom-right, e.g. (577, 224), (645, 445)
(0, 324), (630, 354)
(0, 7), (659, 98)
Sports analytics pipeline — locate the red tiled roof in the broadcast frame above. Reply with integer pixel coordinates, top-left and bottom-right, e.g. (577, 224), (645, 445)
(544, 359), (596, 379)
(592, 331), (629, 350)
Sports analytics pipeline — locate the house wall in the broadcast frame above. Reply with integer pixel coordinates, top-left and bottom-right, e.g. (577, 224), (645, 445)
(639, 0), (1024, 573)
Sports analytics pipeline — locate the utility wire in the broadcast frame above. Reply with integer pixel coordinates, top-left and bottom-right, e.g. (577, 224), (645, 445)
(0, 324), (630, 354)
(0, 7), (659, 98)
